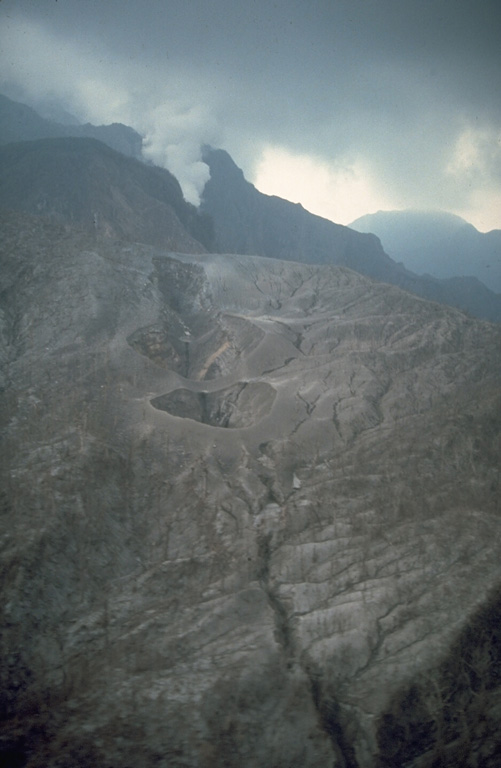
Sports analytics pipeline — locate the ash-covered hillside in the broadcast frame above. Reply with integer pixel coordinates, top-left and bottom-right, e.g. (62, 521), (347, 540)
(1, 209), (500, 767)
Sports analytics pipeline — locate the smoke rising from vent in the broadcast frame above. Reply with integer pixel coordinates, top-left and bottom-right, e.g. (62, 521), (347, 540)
(140, 103), (218, 205)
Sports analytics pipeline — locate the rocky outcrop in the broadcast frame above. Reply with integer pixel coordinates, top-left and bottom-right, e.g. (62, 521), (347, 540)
(1, 210), (500, 766)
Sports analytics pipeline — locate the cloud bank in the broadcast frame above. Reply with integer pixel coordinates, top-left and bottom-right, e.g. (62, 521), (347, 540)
(1, 0), (500, 229)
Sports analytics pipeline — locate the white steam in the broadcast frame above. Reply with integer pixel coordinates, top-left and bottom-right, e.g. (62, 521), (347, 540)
(140, 103), (217, 205)
(0, 16), (218, 206)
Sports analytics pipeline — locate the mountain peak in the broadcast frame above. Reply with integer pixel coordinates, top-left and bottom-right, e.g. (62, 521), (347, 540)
(202, 145), (245, 183)
(350, 208), (471, 237)
(350, 208), (501, 293)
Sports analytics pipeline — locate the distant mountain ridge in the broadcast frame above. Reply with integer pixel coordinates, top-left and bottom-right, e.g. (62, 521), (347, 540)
(351, 209), (501, 294)
(0, 93), (143, 159)
(200, 147), (501, 322)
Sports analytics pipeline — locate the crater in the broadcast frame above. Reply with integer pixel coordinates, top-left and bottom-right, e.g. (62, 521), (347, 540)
(127, 324), (184, 372)
(127, 315), (263, 380)
(150, 381), (276, 428)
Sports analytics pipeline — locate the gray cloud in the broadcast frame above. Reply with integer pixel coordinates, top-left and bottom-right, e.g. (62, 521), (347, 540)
(1, 0), (500, 226)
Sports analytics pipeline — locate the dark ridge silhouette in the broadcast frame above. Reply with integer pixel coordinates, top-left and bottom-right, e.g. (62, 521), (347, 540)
(0, 136), (213, 252)
(201, 147), (501, 322)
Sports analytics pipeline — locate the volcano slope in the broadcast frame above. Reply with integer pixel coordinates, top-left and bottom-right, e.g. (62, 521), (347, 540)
(1, 210), (501, 767)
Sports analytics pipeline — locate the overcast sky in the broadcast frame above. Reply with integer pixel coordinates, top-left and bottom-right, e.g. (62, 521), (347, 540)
(1, 0), (500, 230)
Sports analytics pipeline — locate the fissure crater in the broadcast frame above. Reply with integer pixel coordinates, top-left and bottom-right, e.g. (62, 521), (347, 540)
(151, 381), (276, 428)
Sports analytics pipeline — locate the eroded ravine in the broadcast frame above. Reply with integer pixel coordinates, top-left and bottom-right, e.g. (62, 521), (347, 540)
(3, 235), (501, 768)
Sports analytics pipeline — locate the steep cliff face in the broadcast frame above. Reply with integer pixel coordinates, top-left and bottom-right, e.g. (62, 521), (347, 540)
(200, 147), (395, 279)
(201, 148), (501, 323)
(1, 210), (500, 767)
